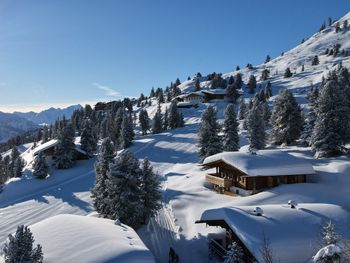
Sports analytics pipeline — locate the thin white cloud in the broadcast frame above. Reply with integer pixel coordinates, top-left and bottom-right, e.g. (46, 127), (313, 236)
(92, 82), (121, 97)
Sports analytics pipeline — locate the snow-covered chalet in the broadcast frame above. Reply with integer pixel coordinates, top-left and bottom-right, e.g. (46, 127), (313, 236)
(202, 149), (315, 196)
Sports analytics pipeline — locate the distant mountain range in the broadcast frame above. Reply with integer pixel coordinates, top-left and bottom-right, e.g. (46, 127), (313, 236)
(14, 105), (82, 125)
(0, 105), (82, 142)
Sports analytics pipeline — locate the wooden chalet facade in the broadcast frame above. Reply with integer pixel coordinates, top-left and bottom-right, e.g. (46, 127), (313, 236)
(94, 101), (118, 111)
(201, 89), (227, 101)
(203, 150), (315, 195)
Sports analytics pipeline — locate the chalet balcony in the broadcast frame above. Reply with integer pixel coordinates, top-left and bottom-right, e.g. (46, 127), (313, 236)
(206, 173), (233, 188)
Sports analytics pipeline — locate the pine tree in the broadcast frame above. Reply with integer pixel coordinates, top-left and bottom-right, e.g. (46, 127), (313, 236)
(168, 101), (180, 129)
(238, 98), (247, 120)
(322, 221), (339, 246)
(264, 81), (273, 99)
(226, 82), (240, 103)
(300, 87), (319, 146)
(248, 75), (256, 94)
(150, 87), (155, 97)
(270, 89), (303, 145)
(261, 69), (270, 81)
(178, 112), (185, 127)
(80, 118), (97, 157)
(12, 157), (24, 178)
(246, 104), (266, 149)
(91, 138), (115, 217)
(319, 22), (326, 32)
(284, 67), (293, 78)
(32, 153), (49, 179)
(139, 109), (151, 135)
(158, 89), (165, 103)
(265, 55), (271, 64)
(3, 225), (43, 263)
(235, 73), (243, 89)
(223, 104), (239, 151)
(120, 112), (134, 149)
(163, 107), (169, 130)
(198, 106), (222, 158)
(139, 158), (161, 224)
(54, 122), (75, 169)
(223, 242), (245, 263)
(311, 70), (350, 157)
(106, 150), (143, 228)
(152, 103), (163, 134)
(194, 78), (201, 91)
(312, 55), (320, 66)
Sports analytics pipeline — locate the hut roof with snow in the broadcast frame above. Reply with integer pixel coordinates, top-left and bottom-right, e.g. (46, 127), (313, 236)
(203, 150), (315, 177)
(196, 203), (350, 263)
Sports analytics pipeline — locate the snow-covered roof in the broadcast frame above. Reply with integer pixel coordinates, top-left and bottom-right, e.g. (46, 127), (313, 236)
(198, 203), (350, 263)
(176, 92), (205, 99)
(29, 214), (155, 263)
(32, 138), (87, 156)
(203, 150), (315, 177)
(201, 89), (227, 95)
(32, 139), (58, 156)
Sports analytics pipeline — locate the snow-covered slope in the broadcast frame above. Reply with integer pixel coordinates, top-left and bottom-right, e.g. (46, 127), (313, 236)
(29, 214), (155, 263)
(179, 12), (350, 109)
(1, 11), (350, 263)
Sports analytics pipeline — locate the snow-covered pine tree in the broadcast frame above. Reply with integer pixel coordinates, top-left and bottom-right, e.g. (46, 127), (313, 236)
(3, 225), (43, 263)
(223, 104), (239, 151)
(152, 103), (163, 134)
(106, 150), (143, 228)
(261, 69), (270, 81)
(246, 103), (266, 150)
(194, 77), (201, 91)
(235, 73), (243, 89)
(223, 242), (245, 263)
(265, 55), (271, 64)
(178, 112), (185, 127)
(311, 70), (350, 157)
(168, 101), (180, 129)
(238, 98), (247, 120)
(54, 122), (75, 169)
(226, 82), (240, 103)
(312, 55), (320, 66)
(139, 109), (151, 135)
(248, 75), (256, 94)
(163, 107), (169, 130)
(10, 146), (20, 161)
(270, 89), (303, 145)
(198, 105), (222, 158)
(322, 221), (339, 246)
(32, 153), (49, 179)
(284, 67), (293, 78)
(300, 87), (319, 146)
(91, 138), (115, 217)
(264, 81), (272, 99)
(80, 118), (97, 157)
(12, 157), (24, 178)
(139, 158), (161, 224)
(120, 112), (134, 149)
(312, 221), (342, 263)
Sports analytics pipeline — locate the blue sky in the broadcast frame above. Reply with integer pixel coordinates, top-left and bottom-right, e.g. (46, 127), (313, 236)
(0, 0), (349, 112)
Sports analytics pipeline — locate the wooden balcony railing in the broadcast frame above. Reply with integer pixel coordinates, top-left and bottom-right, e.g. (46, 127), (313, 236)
(206, 174), (233, 188)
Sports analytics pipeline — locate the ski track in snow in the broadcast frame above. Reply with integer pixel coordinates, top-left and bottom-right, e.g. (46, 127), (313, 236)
(0, 165), (95, 247)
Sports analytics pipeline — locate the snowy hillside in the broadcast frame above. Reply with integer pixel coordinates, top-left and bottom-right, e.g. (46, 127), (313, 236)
(1, 11), (350, 263)
(179, 12), (350, 109)
(29, 214), (155, 263)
